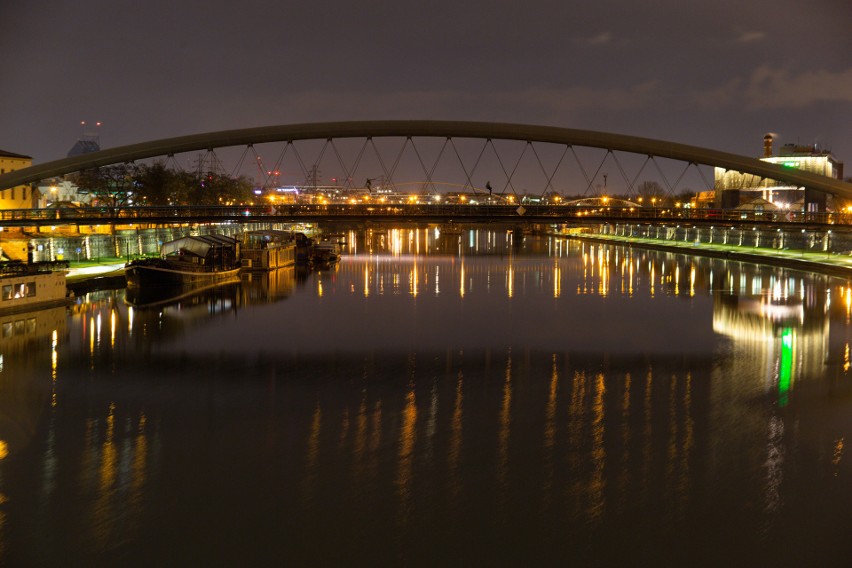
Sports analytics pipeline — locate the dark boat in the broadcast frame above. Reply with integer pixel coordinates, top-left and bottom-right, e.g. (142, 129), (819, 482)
(310, 239), (341, 265)
(125, 234), (241, 289)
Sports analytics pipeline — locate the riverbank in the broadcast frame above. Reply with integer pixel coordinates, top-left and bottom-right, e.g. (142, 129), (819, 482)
(562, 232), (852, 278)
(66, 261), (127, 294)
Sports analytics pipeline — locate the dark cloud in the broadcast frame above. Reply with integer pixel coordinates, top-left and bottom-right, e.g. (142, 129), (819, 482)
(0, 0), (849, 168)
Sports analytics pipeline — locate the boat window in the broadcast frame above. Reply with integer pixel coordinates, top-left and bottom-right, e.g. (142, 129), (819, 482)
(2, 285), (11, 301)
(26, 282), (36, 297)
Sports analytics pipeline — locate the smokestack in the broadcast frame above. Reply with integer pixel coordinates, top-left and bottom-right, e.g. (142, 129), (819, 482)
(763, 133), (773, 158)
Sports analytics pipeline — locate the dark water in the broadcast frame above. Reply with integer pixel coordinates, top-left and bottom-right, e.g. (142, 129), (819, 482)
(2, 228), (852, 566)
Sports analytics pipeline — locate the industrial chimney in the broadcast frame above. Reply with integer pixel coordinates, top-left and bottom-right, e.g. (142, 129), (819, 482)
(763, 133), (774, 158)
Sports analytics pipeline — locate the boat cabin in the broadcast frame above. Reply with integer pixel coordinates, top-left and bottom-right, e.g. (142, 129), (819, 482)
(241, 230), (296, 270)
(160, 234), (240, 271)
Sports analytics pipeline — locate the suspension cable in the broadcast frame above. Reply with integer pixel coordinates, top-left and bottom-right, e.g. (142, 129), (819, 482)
(569, 146), (592, 190)
(650, 156), (674, 196)
(369, 138), (397, 192)
(530, 142), (568, 199)
(448, 138), (478, 194)
(582, 150), (610, 196)
(230, 145), (251, 179)
(610, 151), (637, 197)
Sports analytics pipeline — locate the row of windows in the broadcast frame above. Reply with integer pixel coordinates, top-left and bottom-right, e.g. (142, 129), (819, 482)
(2, 282), (36, 301)
(2, 317), (37, 339)
(0, 187), (28, 200)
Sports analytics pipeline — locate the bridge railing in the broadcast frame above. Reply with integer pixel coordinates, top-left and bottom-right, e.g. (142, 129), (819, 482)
(0, 204), (849, 226)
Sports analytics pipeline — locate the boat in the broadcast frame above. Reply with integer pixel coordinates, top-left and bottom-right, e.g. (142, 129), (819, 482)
(125, 234), (241, 289)
(311, 239), (341, 265)
(240, 230), (296, 270)
(0, 260), (71, 314)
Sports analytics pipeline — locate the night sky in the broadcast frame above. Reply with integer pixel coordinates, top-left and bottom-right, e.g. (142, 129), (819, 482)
(2, 0), (850, 171)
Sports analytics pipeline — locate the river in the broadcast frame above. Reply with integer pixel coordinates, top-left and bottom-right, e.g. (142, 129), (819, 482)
(1, 227), (851, 565)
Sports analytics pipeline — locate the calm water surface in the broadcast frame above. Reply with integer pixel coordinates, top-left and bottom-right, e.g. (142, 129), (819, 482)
(2, 228), (852, 566)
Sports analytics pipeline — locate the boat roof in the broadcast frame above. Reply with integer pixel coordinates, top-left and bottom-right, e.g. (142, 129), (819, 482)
(243, 229), (294, 243)
(161, 234), (237, 257)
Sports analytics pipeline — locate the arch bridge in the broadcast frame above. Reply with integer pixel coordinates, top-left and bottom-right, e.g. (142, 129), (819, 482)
(1, 120), (850, 228)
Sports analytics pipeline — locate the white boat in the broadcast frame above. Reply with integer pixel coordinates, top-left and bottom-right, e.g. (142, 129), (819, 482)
(0, 261), (71, 314)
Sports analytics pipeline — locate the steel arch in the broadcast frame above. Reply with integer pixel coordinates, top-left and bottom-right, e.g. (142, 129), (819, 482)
(2, 120), (850, 198)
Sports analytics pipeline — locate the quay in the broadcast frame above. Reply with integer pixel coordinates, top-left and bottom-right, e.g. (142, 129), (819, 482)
(563, 231), (852, 279)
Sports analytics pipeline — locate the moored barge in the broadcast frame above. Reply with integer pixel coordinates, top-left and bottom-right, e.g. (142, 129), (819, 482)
(125, 234), (241, 288)
(240, 230), (297, 270)
(0, 260), (71, 314)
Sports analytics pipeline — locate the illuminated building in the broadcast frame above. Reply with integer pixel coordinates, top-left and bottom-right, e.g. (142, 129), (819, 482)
(714, 134), (844, 211)
(0, 149), (34, 209)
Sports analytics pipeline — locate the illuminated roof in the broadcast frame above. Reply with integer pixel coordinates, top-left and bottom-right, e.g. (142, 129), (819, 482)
(161, 234), (238, 257)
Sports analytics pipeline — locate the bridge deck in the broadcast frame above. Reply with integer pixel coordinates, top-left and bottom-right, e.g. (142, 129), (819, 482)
(0, 204), (850, 230)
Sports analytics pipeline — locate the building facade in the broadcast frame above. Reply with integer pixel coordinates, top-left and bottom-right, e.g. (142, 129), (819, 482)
(0, 150), (35, 210)
(715, 135), (844, 211)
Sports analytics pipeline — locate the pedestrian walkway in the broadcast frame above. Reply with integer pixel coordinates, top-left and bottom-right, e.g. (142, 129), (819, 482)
(566, 233), (852, 277)
(66, 262), (126, 281)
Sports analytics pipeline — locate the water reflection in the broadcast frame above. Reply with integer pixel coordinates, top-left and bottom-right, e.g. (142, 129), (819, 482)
(0, 233), (851, 564)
